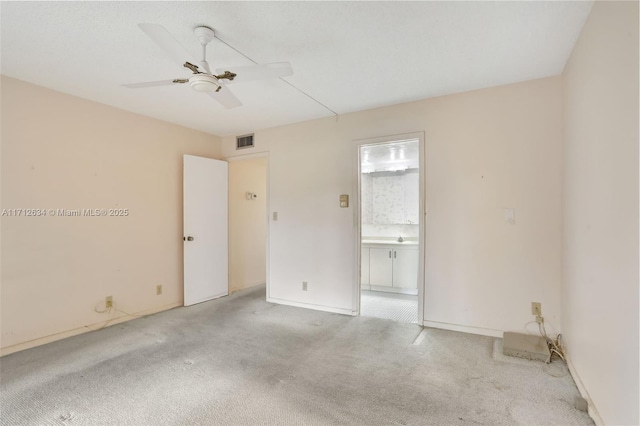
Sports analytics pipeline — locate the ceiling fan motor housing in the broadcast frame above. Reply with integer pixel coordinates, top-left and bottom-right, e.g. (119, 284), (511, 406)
(128, 23), (291, 108)
(189, 74), (220, 92)
(194, 26), (215, 45)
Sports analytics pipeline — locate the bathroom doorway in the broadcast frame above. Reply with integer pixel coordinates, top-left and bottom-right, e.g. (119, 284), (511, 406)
(357, 135), (425, 324)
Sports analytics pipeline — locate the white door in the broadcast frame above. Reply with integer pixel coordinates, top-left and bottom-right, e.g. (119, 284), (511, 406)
(183, 155), (228, 306)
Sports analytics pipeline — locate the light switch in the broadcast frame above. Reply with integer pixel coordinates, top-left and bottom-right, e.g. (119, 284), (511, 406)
(340, 194), (349, 208)
(504, 208), (515, 224)
(273, 212), (278, 221)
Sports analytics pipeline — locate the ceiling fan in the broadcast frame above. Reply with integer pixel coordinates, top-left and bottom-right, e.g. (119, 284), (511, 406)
(123, 24), (293, 109)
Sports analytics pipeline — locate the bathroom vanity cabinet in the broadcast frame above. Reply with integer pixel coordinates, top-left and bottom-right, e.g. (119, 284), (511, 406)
(361, 242), (418, 295)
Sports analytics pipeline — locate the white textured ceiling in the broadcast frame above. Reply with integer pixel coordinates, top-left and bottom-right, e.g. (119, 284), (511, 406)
(0, 1), (592, 137)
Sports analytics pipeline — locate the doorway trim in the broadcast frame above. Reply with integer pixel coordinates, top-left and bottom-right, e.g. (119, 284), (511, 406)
(225, 152), (270, 299)
(352, 132), (426, 324)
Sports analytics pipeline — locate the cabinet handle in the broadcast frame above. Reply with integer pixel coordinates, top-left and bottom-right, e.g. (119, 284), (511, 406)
(394, 250), (397, 258)
(389, 250), (392, 258)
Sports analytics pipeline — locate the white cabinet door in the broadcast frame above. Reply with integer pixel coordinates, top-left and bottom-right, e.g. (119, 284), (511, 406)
(361, 246), (370, 285)
(392, 248), (419, 289)
(369, 247), (393, 287)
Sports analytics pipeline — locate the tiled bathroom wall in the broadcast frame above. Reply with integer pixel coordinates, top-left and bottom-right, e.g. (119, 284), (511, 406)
(361, 169), (419, 238)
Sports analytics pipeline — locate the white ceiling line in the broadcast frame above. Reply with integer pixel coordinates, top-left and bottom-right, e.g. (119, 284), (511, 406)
(215, 35), (339, 117)
(278, 77), (339, 118)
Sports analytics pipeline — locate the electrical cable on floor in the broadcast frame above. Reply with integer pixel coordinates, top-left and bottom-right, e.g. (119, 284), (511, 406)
(85, 318), (116, 332)
(115, 307), (142, 318)
(85, 301), (141, 332)
(93, 301), (111, 315)
(537, 319), (566, 363)
(84, 301), (115, 331)
(539, 322), (569, 377)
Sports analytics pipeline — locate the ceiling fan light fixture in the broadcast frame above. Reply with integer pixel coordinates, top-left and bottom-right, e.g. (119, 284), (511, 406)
(128, 23), (292, 109)
(189, 74), (220, 92)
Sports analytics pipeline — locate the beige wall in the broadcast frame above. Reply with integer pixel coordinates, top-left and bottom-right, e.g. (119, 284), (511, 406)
(0, 76), (222, 353)
(228, 157), (267, 293)
(223, 76), (563, 336)
(562, 2), (639, 425)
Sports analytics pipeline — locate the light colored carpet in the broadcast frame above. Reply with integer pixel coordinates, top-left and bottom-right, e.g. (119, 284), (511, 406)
(360, 290), (418, 324)
(0, 285), (593, 425)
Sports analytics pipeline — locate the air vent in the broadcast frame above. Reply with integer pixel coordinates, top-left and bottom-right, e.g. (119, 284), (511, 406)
(236, 134), (254, 150)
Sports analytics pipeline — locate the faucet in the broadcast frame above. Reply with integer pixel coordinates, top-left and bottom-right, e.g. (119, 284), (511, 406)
(397, 235), (404, 243)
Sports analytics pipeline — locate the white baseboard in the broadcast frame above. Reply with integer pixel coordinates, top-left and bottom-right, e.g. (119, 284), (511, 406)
(230, 281), (266, 294)
(565, 356), (605, 425)
(1, 302), (182, 356)
(422, 320), (503, 338)
(267, 296), (354, 316)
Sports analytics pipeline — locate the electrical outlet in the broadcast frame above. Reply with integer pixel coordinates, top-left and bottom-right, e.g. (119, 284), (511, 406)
(302, 281), (308, 291)
(156, 285), (162, 295)
(105, 296), (113, 308)
(531, 302), (542, 316)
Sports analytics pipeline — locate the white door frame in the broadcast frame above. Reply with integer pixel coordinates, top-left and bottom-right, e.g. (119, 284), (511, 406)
(352, 132), (426, 324)
(225, 152), (270, 299)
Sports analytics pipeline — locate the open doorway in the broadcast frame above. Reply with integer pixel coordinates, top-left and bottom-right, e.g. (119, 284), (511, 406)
(358, 137), (423, 324)
(228, 156), (268, 294)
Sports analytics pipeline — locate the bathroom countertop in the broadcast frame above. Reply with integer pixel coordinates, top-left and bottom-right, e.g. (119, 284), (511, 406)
(361, 239), (418, 246)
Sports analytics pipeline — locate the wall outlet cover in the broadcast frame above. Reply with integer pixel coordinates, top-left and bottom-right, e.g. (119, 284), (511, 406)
(531, 302), (542, 316)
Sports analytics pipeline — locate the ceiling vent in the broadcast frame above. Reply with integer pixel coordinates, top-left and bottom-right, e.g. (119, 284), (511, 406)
(236, 134), (254, 150)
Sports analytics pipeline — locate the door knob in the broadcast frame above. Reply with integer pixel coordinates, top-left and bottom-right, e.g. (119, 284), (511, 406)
(184, 236), (195, 241)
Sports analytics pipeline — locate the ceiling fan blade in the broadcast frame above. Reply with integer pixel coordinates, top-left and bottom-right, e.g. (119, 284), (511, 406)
(122, 79), (179, 89)
(215, 62), (293, 84)
(138, 23), (194, 67)
(209, 85), (242, 109)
